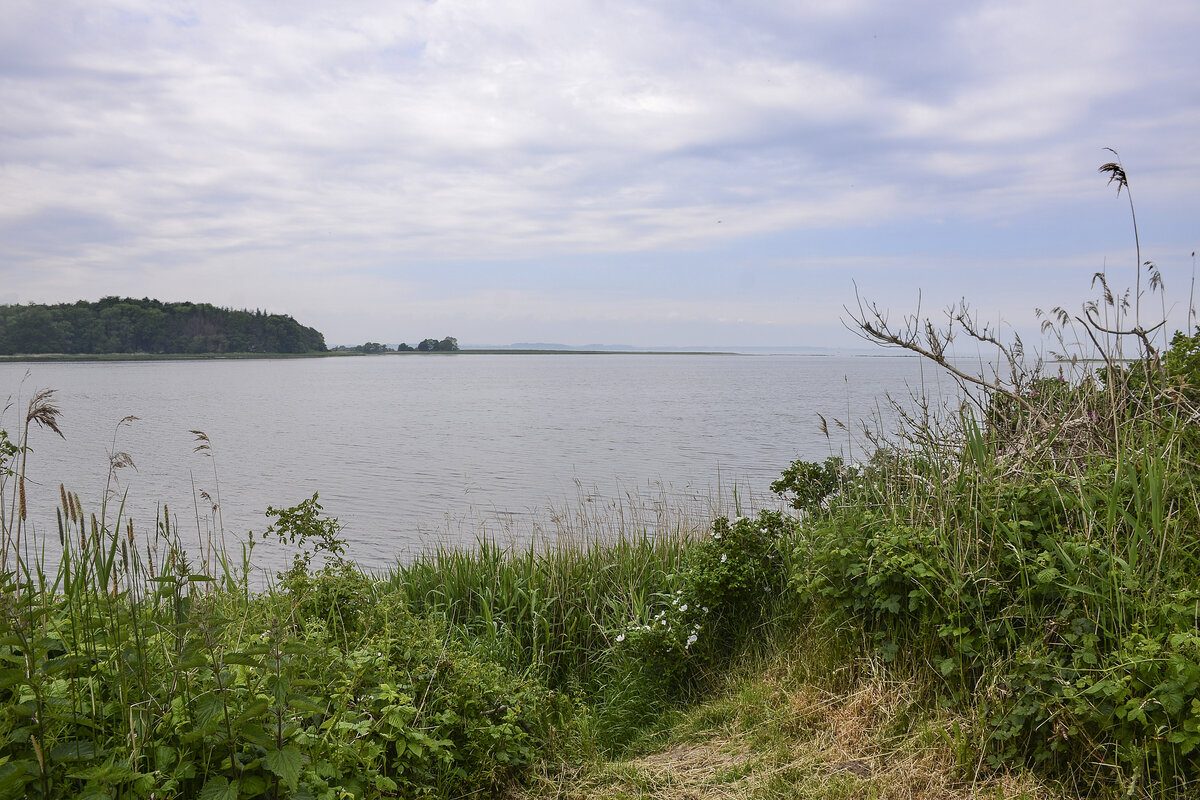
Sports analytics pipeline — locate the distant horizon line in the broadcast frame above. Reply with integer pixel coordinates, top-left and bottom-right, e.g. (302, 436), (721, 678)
(471, 343), (851, 354)
(332, 341), (894, 355)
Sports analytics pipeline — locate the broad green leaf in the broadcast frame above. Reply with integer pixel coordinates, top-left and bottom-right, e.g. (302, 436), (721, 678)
(238, 774), (269, 796)
(222, 652), (264, 668)
(198, 775), (238, 800)
(50, 739), (99, 761)
(263, 746), (307, 791)
(0, 760), (36, 798)
(193, 694), (226, 734)
(66, 759), (137, 781)
(288, 695), (326, 714)
(233, 698), (270, 725)
(239, 723), (274, 748)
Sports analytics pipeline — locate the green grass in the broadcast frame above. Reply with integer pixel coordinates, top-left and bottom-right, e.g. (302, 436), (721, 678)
(387, 531), (691, 694)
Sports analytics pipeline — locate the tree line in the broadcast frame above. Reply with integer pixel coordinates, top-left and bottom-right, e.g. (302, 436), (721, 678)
(0, 298), (327, 355)
(331, 337), (459, 354)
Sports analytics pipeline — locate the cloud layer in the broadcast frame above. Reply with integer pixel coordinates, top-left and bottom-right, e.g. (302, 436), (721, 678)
(2, 0), (1198, 346)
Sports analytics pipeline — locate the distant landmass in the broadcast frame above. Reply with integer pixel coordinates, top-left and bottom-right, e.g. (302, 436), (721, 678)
(0, 297), (327, 355)
(470, 342), (851, 355)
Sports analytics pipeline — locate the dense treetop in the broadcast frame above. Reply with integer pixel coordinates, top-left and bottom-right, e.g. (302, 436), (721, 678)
(0, 297), (327, 355)
(330, 337), (459, 353)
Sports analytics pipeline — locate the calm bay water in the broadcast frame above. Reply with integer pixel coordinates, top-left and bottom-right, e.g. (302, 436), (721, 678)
(1, 354), (958, 573)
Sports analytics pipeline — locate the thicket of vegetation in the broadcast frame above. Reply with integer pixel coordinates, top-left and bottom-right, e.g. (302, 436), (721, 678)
(1, 157), (1198, 798)
(0, 298), (327, 355)
(330, 338), (458, 354)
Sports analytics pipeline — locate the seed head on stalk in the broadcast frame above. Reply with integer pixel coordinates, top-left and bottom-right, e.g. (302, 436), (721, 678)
(5, 389), (65, 592)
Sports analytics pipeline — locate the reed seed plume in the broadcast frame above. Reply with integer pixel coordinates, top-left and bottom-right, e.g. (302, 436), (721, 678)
(25, 388), (65, 440)
(191, 429), (211, 455)
(109, 451), (136, 472)
(1098, 159), (1128, 195)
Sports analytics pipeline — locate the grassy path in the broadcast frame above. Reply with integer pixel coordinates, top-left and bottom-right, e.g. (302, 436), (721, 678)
(522, 647), (1063, 800)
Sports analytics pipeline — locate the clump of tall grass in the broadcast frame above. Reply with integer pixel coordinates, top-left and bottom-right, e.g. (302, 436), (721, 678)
(384, 470), (791, 748)
(390, 532), (688, 689)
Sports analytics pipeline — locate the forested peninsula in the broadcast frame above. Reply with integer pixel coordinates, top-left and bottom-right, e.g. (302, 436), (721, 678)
(0, 298), (327, 355)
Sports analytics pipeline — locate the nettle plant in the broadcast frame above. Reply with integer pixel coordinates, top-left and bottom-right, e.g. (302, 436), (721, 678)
(257, 493), (371, 636)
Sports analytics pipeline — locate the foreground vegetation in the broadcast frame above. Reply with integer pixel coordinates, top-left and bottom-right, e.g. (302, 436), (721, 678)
(2, 159), (1198, 798)
(3, 323), (1198, 798)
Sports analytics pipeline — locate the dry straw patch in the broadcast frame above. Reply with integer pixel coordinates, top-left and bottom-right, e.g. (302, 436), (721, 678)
(524, 673), (1062, 800)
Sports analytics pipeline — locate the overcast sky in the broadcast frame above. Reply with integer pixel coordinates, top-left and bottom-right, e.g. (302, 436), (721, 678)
(2, 1), (1198, 349)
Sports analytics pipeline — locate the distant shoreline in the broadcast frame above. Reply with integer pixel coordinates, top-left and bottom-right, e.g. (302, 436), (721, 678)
(0, 351), (332, 362)
(0, 349), (739, 362)
(0, 349), (929, 362)
(0, 350), (945, 362)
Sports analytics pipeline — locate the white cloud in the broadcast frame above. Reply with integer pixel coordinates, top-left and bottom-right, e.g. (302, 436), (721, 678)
(1, 0), (1198, 345)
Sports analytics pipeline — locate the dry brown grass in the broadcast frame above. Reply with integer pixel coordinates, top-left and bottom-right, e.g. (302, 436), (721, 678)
(520, 662), (1066, 800)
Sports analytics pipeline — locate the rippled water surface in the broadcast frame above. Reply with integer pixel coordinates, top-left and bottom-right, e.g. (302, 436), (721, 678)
(1, 354), (958, 571)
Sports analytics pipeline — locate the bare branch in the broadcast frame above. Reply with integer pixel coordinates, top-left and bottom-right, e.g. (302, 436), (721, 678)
(845, 287), (1034, 412)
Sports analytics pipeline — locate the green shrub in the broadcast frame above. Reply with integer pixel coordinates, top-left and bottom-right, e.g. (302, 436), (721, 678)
(609, 512), (790, 711)
(784, 344), (1200, 792)
(771, 456), (855, 513)
(1165, 327), (1200, 391)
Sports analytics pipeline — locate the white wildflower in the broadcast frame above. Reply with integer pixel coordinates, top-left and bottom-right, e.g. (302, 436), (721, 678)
(720, 553), (728, 563)
(702, 607), (709, 613)
(686, 634), (698, 647)
(616, 633), (625, 643)
(679, 604), (688, 612)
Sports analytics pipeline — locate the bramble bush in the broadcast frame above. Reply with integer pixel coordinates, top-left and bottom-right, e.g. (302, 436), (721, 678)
(605, 511), (790, 732)
(787, 436), (1200, 789)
